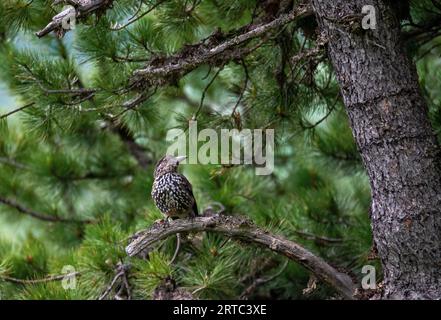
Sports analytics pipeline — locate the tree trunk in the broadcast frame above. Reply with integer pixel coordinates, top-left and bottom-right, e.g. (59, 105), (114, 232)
(312, 0), (441, 299)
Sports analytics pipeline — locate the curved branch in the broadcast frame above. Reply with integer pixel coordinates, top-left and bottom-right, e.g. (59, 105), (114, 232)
(126, 215), (357, 300)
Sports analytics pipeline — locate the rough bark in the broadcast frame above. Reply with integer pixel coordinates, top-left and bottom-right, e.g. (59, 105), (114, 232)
(312, 0), (441, 299)
(126, 215), (357, 299)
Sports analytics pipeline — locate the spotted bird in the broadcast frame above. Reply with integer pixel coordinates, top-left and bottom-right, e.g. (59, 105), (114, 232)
(151, 155), (198, 220)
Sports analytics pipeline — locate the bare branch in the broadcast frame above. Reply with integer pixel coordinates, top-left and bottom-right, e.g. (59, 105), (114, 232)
(152, 276), (195, 300)
(0, 102), (36, 120)
(38, 86), (97, 96)
(126, 215), (358, 300)
(0, 195), (93, 224)
(302, 92), (339, 130)
(290, 35), (328, 65)
(240, 260), (289, 299)
(110, 0), (167, 31)
(0, 272), (80, 285)
(231, 60), (249, 116)
(114, 88), (157, 118)
(98, 262), (131, 300)
(294, 229), (344, 245)
(0, 157), (31, 170)
(194, 67), (223, 119)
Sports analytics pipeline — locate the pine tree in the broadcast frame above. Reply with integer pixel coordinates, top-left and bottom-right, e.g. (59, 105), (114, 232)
(0, 0), (440, 300)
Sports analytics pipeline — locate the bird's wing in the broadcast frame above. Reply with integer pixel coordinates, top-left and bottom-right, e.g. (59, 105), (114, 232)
(180, 174), (198, 216)
(191, 194), (199, 217)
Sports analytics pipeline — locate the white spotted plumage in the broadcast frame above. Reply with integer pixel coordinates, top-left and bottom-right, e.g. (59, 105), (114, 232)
(151, 156), (198, 219)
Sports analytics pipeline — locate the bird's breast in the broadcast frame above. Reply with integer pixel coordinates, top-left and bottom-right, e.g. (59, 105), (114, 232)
(151, 173), (193, 216)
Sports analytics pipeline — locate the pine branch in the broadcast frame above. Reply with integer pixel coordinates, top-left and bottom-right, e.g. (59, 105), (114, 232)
(240, 260), (289, 299)
(108, 122), (153, 169)
(131, 4), (312, 86)
(0, 272), (80, 285)
(38, 86), (97, 96)
(0, 157), (30, 170)
(294, 229), (344, 245)
(114, 88), (157, 118)
(18, 61), (98, 101)
(0, 195), (93, 224)
(290, 35), (328, 65)
(194, 67), (223, 119)
(68, 171), (132, 181)
(0, 102), (36, 120)
(152, 277), (195, 300)
(98, 262), (131, 300)
(402, 16), (441, 44)
(239, 258), (278, 284)
(231, 60), (249, 116)
(110, 0), (167, 31)
(126, 214), (358, 300)
(36, 0), (114, 38)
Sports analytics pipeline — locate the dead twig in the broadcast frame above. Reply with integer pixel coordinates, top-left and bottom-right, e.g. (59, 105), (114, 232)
(110, 0), (167, 31)
(99, 262), (132, 300)
(240, 260), (289, 299)
(194, 67), (223, 119)
(231, 60), (249, 116)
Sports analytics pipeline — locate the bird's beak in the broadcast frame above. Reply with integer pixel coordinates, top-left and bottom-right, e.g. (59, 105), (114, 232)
(175, 155), (187, 163)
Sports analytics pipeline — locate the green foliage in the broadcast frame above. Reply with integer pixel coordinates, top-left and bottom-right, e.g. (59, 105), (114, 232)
(131, 252), (173, 298)
(0, 0), (53, 35)
(0, 0), (439, 300)
(179, 235), (240, 299)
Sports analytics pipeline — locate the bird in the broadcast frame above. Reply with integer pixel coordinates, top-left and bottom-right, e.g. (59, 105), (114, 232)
(151, 155), (198, 222)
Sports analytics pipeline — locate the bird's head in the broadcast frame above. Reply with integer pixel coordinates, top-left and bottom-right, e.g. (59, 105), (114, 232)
(153, 155), (186, 178)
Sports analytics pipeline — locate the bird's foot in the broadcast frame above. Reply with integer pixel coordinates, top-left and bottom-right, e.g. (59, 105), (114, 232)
(155, 218), (171, 228)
